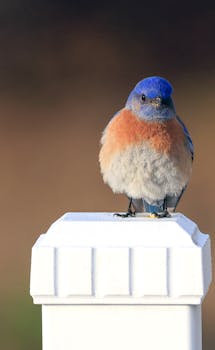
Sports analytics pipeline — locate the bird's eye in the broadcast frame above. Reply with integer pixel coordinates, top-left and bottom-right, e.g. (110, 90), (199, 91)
(141, 94), (146, 102)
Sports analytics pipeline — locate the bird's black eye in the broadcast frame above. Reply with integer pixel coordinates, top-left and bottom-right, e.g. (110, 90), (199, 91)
(141, 94), (146, 102)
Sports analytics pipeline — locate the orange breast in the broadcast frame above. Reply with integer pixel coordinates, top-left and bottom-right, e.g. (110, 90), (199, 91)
(99, 108), (186, 168)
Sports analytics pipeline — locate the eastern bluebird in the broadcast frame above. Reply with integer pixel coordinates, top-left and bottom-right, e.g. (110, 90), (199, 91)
(99, 76), (193, 218)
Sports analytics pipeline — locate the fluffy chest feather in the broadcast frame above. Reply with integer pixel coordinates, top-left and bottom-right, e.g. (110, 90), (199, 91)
(100, 108), (186, 169)
(100, 142), (192, 201)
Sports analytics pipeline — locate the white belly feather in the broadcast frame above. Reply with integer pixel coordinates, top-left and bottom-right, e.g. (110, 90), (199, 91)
(102, 142), (192, 204)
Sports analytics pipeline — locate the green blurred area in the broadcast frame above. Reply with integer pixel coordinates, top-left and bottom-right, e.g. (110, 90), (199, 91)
(0, 1), (215, 349)
(0, 293), (41, 350)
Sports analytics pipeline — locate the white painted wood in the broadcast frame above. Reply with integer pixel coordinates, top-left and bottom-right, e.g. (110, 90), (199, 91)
(30, 246), (55, 296)
(42, 305), (202, 350)
(95, 247), (130, 296)
(30, 213), (211, 304)
(56, 247), (93, 296)
(132, 247), (168, 296)
(30, 212), (212, 350)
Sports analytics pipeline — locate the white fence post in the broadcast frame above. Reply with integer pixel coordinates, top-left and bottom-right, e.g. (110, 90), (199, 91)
(30, 212), (212, 350)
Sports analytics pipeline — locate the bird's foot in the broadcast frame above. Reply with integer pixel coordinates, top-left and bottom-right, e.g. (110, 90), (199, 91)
(148, 210), (171, 219)
(114, 209), (136, 218)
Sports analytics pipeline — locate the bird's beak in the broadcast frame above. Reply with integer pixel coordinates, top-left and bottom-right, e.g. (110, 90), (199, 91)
(151, 97), (162, 107)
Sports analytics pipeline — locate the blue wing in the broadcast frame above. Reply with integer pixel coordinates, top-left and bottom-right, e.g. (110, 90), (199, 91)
(176, 115), (194, 160)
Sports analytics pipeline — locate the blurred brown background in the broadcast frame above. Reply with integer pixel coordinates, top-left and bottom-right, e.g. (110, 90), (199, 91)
(0, 1), (214, 349)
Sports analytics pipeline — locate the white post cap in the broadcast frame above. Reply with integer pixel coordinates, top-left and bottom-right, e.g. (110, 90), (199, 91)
(30, 213), (211, 305)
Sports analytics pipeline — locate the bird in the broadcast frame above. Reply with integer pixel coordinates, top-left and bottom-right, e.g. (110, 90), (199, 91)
(99, 76), (193, 218)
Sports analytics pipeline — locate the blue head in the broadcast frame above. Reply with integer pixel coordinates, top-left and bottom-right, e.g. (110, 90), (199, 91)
(125, 76), (176, 121)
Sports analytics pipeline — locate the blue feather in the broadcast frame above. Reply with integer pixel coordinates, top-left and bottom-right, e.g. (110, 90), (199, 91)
(134, 76), (173, 99)
(176, 115), (194, 160)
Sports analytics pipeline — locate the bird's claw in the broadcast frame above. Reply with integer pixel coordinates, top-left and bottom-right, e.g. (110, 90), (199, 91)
(148, 210), (171, 219)
(114, 209), (136, 218)
(148, 212), (159, 219)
